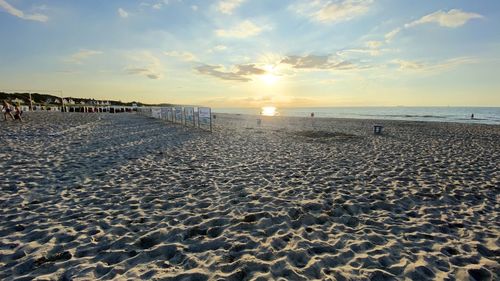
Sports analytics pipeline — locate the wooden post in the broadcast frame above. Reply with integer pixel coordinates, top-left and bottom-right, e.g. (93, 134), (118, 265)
(209, 108), (212, 132)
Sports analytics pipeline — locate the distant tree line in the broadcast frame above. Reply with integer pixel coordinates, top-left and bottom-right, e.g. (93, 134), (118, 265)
(0, 92), (170, 107)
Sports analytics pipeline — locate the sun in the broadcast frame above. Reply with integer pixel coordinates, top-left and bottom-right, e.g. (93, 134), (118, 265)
(260, 65), (279, 85)
(261, 73), (279, 85)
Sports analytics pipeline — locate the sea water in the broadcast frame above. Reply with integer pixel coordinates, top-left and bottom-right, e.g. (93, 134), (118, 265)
(213, 107), (500, 125)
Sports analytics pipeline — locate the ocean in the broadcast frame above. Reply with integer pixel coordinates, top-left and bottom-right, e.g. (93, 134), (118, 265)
(212, 107), (500, 125)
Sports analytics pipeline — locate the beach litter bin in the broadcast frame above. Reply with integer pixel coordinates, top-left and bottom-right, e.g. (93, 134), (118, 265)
(373, 125), (383, 135)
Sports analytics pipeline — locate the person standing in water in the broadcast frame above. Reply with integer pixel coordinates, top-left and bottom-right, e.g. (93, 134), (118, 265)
(471, 113), (474, 120)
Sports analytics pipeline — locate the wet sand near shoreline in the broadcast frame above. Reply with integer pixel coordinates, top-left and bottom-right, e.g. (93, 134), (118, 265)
(1, 112), (499, 280)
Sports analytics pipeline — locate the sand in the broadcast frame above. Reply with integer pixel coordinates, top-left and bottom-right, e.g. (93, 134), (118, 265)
(0, 111), (499, 280)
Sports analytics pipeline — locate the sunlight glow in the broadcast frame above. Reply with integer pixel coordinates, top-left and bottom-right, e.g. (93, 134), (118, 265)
(260, 65), (279, 85)
(261, 73), (278, 85)
(261, 106), (278, 116)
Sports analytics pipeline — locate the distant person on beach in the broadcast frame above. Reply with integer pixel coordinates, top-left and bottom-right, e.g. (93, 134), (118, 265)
(2, 100), (15, 121)
(14, 103), (23, 122)
(471, 113), (474, 119)
(311, 112), (314, 118)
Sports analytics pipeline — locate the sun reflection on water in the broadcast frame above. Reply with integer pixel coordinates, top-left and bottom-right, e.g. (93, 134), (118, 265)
(261, 106), (278, 116)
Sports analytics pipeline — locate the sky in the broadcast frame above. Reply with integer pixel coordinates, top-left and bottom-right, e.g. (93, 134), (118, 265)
(0, 0), (499, 107)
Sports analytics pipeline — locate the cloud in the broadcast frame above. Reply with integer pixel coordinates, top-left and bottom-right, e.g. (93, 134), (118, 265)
(291, 0), (372, 23)
(164, 51), (197, 61)
(405, 9), (483, 28)
(384, 27), (402, 42)
(213, 45), (227, 51)
(391, 57), (477, 72)
(125, 68), (161, 79)
(280, 54), (360, 70)
(196, 64), (266, 82)
(385, 9), (483, 43)
(215, 20), (263, 38)
(217, 0), (245, 14)
(0, 0), (48, 22)
(197, 53), (367, 83)
(66, 49), (103, 64)
(118, 8), (129, 18)
(125, 52), (164, 80)
(337, 48), (383, 57)
(365, 40), (383, 49)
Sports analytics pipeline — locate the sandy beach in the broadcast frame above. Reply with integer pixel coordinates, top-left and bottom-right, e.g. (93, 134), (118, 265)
(0, 111), (499, 280)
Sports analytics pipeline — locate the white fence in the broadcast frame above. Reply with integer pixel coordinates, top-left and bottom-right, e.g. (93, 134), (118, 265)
(137, 106), (212, 131)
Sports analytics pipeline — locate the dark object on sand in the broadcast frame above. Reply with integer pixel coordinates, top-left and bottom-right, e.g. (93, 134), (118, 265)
(374, 125), (383, 135)
(311, 112), (314, 117)
(294, 130), (356, 139)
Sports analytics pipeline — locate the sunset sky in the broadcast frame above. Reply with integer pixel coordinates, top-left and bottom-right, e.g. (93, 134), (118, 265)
(1, 0), (499, 107)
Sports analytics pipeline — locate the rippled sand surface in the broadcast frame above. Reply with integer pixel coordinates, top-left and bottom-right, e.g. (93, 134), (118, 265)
(1, 112), (499, 280)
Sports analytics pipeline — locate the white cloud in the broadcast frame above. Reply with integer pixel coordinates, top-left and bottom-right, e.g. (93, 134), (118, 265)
(215, 20), (263, 38)
(66, 49), (103, 64)
(0, 0), (48, 22)
(118, 8), (129, 18)
(164, 51), (197, 61)
(392, 57), (477, 72)
(150, 0), (170, 10)
(292, 0), (372, 23)
(191, 5), (198, 11)
(384, 27), (401, 42)
(385, 9), (483, 43)
(365, 40), (383, 49)
(214, 45), (227, 51)
(405, 9), (483, 28)
(217, 0), (245, 15)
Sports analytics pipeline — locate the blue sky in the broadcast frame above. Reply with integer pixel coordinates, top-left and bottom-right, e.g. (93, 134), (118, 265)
(0, 0), (499, 107)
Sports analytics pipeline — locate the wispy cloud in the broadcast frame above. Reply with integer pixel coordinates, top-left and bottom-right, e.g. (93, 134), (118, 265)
(0, 0), (48, 22)
(66, 49), (103, 64)
(124, 52), (164, 80)
(213, 45), (227, 52)
(215, 20), (263, 38)
(291, 0), (372, 23)
(280, 54), (362, 70)
(405, 9), (483, 28)
(118, 8), (129, 18)
(384, 27), (402, 42)
(385, 9), (483, 42)
(391, 57), (477, 72)
(217, 0), (245, 15)
(164, 51), (197, 61)
(125, 68), (162, 79)
(196, 64), (266, 82)
(337, 41), (390, 57)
